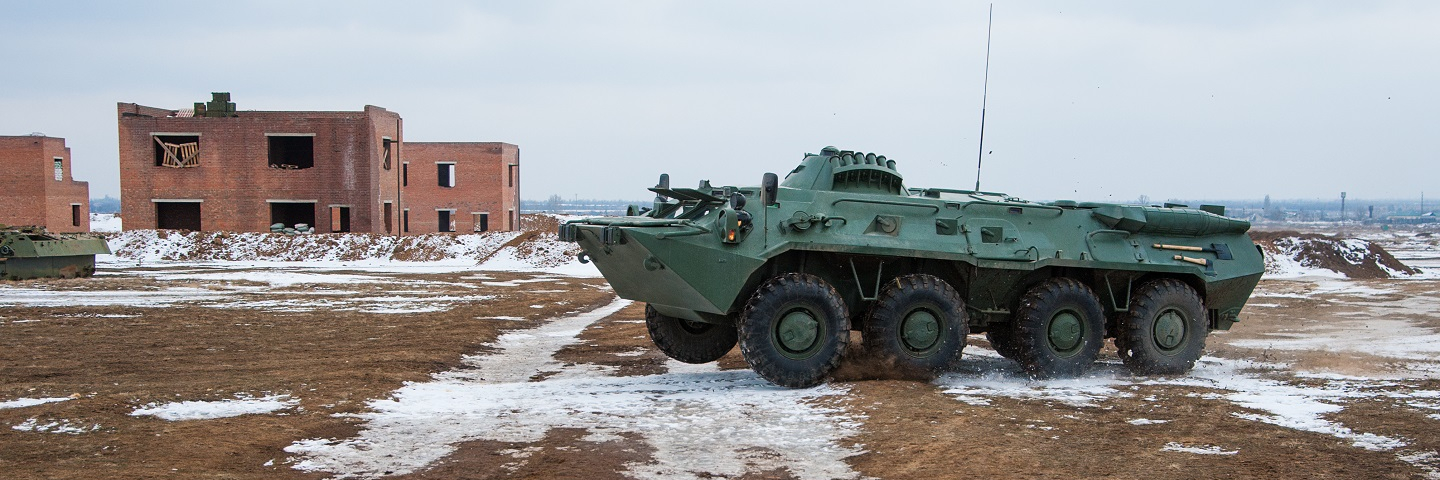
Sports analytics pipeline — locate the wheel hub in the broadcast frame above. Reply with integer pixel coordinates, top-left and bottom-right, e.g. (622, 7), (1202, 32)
(900, 309), (941, 352)
(1048, 311), (1084, 353)
(1153, 310), (1187, 351)
(679, 319), (713, 335)
(776, 309), (820, 356)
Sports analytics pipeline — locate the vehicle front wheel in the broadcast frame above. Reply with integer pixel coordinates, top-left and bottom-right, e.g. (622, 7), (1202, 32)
(646, 304), (737, 364)
(738, 273), (850, 388)
(1117, 279), (1208, 375)
(863, 274), (968, 378)
(1012, 278), (1106, 378)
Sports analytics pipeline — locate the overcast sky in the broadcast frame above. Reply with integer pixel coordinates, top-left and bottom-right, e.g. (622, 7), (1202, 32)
(2, 1), (1435, 203)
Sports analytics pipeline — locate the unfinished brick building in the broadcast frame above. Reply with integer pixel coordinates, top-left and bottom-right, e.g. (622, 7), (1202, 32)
(117, 93), (520, 234)
(0, 135), (93, 233)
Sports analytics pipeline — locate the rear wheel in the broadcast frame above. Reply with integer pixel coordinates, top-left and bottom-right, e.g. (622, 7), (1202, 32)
(738, 273), (850, 388)
(1117, 279), (1207, 375)
(646, 304), (737, 364)
(1012, 278), (1105, 378)
(863, 274), (968, 378)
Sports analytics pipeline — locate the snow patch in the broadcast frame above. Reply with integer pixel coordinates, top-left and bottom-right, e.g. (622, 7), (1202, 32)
(0, 397), (73, 409)
(12, 418), (101, 435)
(130, 394), (297, 421)
(1162, 442), (1238, 455)
(286, 298), (864, 480)
(90, 213), (121, 233)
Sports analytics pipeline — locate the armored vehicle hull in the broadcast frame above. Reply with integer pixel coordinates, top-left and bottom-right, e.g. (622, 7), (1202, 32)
(562, 147), (1264, 387)
(0, 226), (111, 280)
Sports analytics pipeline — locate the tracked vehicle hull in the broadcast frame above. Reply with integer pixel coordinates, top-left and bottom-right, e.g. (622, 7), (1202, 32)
(0, 227), (111, 280)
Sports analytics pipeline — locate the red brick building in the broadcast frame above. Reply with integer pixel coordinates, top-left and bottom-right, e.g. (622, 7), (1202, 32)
(117, 93), (519, 234)
(0, 135), (93, 233)
(402, 142), (521, 233)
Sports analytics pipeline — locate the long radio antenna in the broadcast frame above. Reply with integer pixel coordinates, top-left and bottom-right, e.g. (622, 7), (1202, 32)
(974, 3), (993, 192)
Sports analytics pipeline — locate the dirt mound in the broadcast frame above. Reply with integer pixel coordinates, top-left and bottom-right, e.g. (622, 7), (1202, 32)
(1252, 230), (1418, 279)
(101, 213), (580, 268)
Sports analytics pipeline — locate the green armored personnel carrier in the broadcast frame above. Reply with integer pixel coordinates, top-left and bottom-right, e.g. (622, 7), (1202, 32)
(0, 226), (111, 280)
(560, 147), (1263, 387)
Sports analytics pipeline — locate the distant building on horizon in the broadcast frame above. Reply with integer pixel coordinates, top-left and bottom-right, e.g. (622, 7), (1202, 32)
(0, 135), (93, 232)
(116, 93), (519, 234)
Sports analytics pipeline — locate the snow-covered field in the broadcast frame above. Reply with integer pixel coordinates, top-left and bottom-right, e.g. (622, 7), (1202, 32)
(3, 224), (1439, 478)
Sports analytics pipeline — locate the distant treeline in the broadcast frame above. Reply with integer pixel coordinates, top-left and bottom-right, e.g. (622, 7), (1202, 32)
(521, 196), (649, 216)
(90, 196), (120, 214)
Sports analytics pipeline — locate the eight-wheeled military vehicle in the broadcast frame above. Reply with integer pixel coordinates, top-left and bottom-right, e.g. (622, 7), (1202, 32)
(560, 147), (1264, 388)
(0, 226), (111, 280)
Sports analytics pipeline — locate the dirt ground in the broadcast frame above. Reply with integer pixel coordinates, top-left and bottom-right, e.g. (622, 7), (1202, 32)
(3, 265), (1440, 479)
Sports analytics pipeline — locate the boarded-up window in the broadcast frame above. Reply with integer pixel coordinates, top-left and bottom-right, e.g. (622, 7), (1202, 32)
(382, 138), (392, 170)
(71, 204), (81, 227)
(153, 136), (200, 167)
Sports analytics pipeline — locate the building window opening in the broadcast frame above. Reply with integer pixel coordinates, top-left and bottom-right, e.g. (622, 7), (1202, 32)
(437, 163), (456, 188)
(384, 202), (393, 234)
(474, 213), (489, 232)
(54, 158), (63, 181)
(330, 206), (351, 233)
(403, 209), (410, 233)
(153, 135), (200, 167)
(382, 138), (392, 170)
(508, 163), (516, 187)
(269, 202), (315, 231)
(402, 163), (409, 186)
(155, 202), (202, 230)
(438, 210), (455, 233)
(509, 209), (516, 231)
(71, 204), (81, 227)
(268, 136), (314, 169)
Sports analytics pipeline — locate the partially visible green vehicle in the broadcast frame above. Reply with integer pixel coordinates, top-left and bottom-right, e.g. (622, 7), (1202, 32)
(560, 147), (1264, 387)
(0, 226), (111, 280)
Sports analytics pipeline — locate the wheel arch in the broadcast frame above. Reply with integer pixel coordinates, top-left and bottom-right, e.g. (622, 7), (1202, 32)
(744, 249), (975, 331)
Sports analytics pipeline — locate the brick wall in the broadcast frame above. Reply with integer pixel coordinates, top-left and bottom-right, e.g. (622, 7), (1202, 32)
(401, 142), (520, 233)
(117, 103), (401, 233)
(0, 136), (91, 232)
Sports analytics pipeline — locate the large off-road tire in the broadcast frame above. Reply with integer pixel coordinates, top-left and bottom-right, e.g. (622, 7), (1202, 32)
(985, 327), (1020, 359)
(738, 273), (850, 388)
(1116, 279), (1208, 375)
(645, 304), (737, 364)
(863, 274), (968, 378)
(1012, 278), (1106, 378)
